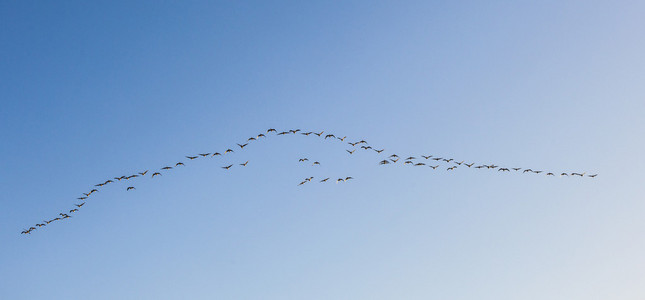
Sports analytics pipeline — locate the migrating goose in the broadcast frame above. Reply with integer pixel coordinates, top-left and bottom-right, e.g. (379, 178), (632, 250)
(126, 187), (135, 191)
(240, 161), (249, 166)
(222, 164), (233, 170)
(152, 172), (162, 177)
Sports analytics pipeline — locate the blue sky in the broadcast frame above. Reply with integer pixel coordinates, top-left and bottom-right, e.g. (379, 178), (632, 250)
(1, 1), (644, 299)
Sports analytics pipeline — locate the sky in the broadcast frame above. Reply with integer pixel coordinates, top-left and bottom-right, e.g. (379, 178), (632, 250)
(1, 1), (645, 299)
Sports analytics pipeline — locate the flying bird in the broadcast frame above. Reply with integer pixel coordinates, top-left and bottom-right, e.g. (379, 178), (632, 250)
(152, 172), (161, 177)
(222, 165), (233, 170)
(75, 203), (85, 208)
(320, 178), (330, 182)
(240, 161), (249, 166)
(237, 143), (248, 148)
(139, 170), (148, 176)
(299, 158), (309, 162)
(312, 161), (320, 166)
(224, 149), (234, 154)
(161, 166), (173, 170)
(126, 187), (135, 191)
(346, 149), (355, 154)
(175, 162), (185, 166)
(199, 153), (211, 157)
(186, 156), (198, 160)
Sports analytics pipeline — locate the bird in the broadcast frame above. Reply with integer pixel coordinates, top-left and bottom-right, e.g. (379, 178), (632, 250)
(277, 131), (288, 135)
(447, 166), (457, 171)
(222, 165), (233, 170)
(345, 177), (353, 181)
(77, 197), (87, 200)
(414, 163), (425, 166)
(498, 168), (510, 172)
(161, 166), (173, 170)
(374, 149), (384, 153)
(199, 153), (211, 157)
(588, 174), (598, 178)
(338, 136), (347, 141)
(465, 163), (474, 168)
(455, 161), (464, 165)
(429, 165), (439, 169)
(70, 209), (79, 213)
(139, 170), (148, 176)
(175, 162), (185, 166)
(560, 173), (569, 176)
(152, 172), (161, 178)
(126, 186), (135, 191)
(325, 134), (335, 139)
(267, 128), (276, 133)
(421, 155), (432, 159)
(348, 142), (359, 146)
(432, 157), (442, 161)
(346, 149), (355, 154)
(390, 158), (399, 163)
(186, 156), (198, 160)
(571, 172), (584, 177)
(361, 146), (372, 150)
(247, 137), (256, 141)
(546, 173), (554, 176)
(257, 134), (266, 138)
(389, 154), (399, 158)
(240, 161), (249, 166)
(75, 203), (85, 208)
(320, 178), (330, 182)
(290, 129), (301, 133)
(126, 175), (138, 179)
(312, 161), (320, 166)
(224, 149), (234, 154)
(237, 143), (248, 148)
(405, 157), (416, 160)
(314, 131), (324, 136)
(299, 158), (309, 162)
(379, 160), (390, 165)
(336, 178), (344, 183)
(512, 168), (521, 171)
(212, 152), (222, 156)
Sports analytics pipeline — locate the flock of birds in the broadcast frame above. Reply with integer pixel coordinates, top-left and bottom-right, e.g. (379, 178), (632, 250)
(21, 128), (596, 235)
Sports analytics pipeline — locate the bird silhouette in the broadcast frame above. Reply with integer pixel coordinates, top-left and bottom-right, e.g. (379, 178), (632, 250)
(240, 161), (249, 166)
(237, 143), (248, 148)
(152, 172), (161, 177)
(126, 187), (135, 191)
(222, 165), (233, 170)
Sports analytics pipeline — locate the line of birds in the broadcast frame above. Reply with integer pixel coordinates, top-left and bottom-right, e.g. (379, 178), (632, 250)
(376, 155), (598, 177)
(21, 127), (596, 235)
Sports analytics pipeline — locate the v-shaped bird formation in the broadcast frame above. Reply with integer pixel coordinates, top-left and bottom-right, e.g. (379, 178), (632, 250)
(20, 128), (597, 235)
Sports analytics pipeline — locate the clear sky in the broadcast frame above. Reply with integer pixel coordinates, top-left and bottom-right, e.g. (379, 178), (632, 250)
(1, 1), (644, 299)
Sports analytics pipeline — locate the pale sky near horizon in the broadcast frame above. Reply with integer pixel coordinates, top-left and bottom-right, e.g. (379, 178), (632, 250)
(2, 1), (645, 299)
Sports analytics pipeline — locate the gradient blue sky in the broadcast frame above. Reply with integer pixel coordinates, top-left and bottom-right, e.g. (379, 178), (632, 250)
(2, 1), (644, 299)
